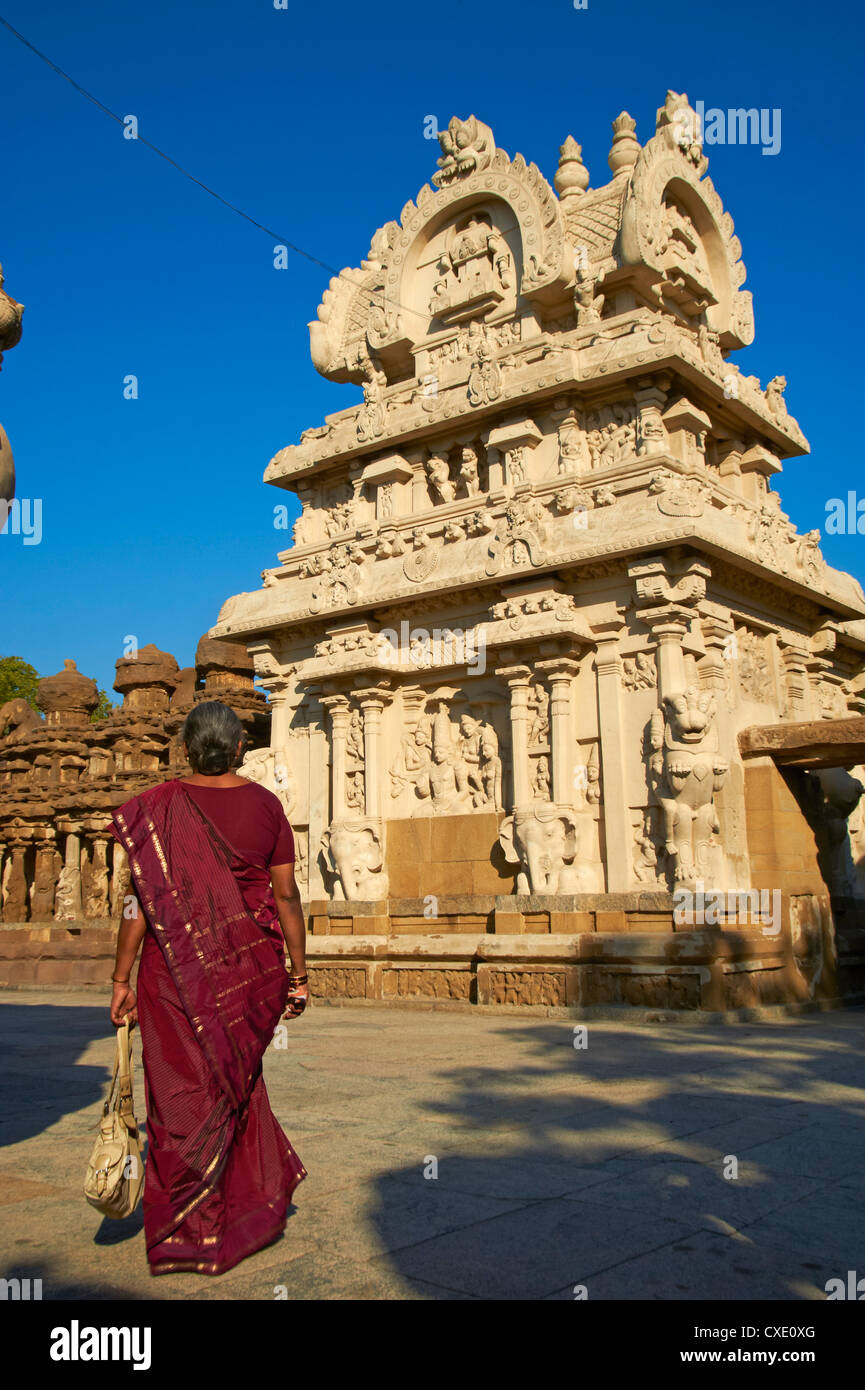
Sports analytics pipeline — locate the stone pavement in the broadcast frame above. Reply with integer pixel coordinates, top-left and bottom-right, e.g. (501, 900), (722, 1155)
(1, 990), (864, 1301)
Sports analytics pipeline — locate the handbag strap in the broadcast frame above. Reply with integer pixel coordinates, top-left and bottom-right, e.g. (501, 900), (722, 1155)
(102, 1020), (137, 1130)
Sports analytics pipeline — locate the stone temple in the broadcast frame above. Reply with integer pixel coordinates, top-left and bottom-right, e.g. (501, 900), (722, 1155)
(4, 92), (865, 1009)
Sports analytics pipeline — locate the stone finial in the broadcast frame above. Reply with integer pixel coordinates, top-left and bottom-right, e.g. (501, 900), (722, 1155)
(608, 112), (640, 176)
(195, 636), (256, 696)
(37, 659), (99, 728)
(170, 667), (197, 707)
(0, 264), (24, 367)
(114, 644), (180, 716)
(554, 136), (590, 200)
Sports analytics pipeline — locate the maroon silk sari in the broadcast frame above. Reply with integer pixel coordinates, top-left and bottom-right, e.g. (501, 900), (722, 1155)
(110, 779), (306, 1276)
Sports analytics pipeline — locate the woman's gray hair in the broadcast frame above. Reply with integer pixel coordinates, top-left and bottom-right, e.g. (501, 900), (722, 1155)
(182, 701), (245, 775)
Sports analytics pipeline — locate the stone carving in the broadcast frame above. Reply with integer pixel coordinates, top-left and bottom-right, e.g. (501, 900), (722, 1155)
(321, 819), (388, 900)
(649, 687), (728, 884)
(239, 744), (299, 819)
(459, 445), (481, 497)
(82, 838), (110, 919)
(433, 115), (495, 188)
(585, 403), (637, 468)
(426, 453), (455, 503)
(623, 652), (657, 691)
(764, 375), (788, 421)
(467, 335), (503, 406)
(403, 528), (440, 582)
(528, 683), (550, 746)
(0, 698), (42, 738)
(632, 810), (661, 883)
(499, 805), (592, 894)
(306, 543), (366, 611)
(574, 263), (604, 326)
(736, 629), (771, 702)
(532, 755), (551, 799)
(428, 214), (513, 322)
(486, 499), (547, 575)
(357, 361), (387, 443)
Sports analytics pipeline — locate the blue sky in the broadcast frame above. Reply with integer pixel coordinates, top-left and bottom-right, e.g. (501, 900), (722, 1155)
(2, 0), (863, 697)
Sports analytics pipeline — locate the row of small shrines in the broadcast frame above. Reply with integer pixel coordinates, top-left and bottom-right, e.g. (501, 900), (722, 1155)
(0, 639), (270, 923)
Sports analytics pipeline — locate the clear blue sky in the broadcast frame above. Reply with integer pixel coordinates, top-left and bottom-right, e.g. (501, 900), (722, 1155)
(2, 0), (863, 697)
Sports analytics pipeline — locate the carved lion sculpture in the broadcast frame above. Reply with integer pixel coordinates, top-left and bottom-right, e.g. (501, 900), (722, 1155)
(649, 686), (728, 883)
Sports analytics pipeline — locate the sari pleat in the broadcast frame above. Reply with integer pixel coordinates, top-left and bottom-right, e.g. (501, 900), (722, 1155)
(111, 779), (306, 1276)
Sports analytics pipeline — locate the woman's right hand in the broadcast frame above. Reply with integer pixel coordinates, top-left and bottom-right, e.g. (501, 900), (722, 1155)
(110, 983), (138, 1028)
(283, 983), (309, 1020)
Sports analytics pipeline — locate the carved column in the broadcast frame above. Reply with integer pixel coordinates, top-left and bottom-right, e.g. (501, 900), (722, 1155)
(778, 638), (812, 720)
(29, 835), (57, 922)
(357, 689), (392, 820)
(2, 839), (29, 922)
(590, 619), (630, 891)
(305, 697), (328, 898)
(537, 658), (580, 804)
(110, 841), (131, 918)
(82, 833), (110, 918)
(54, 829), (83, 920)
(322, 695), (350, 822)
(498, 665), (533, 807)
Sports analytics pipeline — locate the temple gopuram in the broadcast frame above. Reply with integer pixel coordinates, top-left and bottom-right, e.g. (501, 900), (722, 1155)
(4, 92), (865, 1011)
(207, 92), (865, 1010)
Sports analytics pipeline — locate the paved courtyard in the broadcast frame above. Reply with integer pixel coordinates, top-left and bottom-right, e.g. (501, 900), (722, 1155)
(1, 991), (864, 1301)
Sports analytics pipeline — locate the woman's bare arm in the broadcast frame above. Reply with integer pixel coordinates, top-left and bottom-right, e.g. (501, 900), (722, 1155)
(270, 861), (306, 974)
(109, 898), (147, 1026)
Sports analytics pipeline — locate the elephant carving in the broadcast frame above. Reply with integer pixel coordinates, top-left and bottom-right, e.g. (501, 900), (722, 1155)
(499, 803), (597, 894)
(0, 698), (42, 739)
(321, 818), (388, 901)
(649, 686), (728, 884)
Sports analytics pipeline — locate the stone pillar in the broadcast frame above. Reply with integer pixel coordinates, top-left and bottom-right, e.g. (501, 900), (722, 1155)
(29, 835), (58, 922)
(305, 697), (329, 899)
(498, 665), (533, 808)
(2, 839), (29, 921)
(635, 610), (690, 699)
(322, 695), (350, 822)
(590, 619), (631, 891)
(778, 638), (812, 720)
(537, 658), (580, 804)
(110, 841), (131, 919)
(357, 690), (391, 819)
(55, 830), (83, 920)
(83, 834), (111, 918)
(485, 445), (505, 494)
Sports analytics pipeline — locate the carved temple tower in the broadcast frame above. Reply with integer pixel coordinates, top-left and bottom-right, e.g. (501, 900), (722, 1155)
(211, 95), (865, 1009)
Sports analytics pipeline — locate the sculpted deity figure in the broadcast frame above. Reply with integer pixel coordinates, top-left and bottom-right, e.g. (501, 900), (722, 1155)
(390, 725), (432, 798)
(411, 701), (471, 814)
(457, 714), (502, 811)
(508, 447), (527, 484)
(528, 683), (550, 746)
(649, 686), (729, 883)
(426, 453), (455, 503)
(459, 446), (481, 497)
(532, 754), (551, 800)
(574, 263), (604, 326)
(486, 226), (513, 290)
(357, 362), (387, 442)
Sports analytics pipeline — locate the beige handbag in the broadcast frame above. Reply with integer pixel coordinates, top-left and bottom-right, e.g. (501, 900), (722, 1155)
(84, 1019), (145, 1219)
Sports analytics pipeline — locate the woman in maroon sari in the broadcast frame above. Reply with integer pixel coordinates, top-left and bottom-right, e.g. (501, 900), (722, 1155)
(107, 701), (308, 1276)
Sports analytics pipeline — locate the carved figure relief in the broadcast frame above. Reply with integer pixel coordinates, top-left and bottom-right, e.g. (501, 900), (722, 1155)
(649, 687), (728, 884)
(623, 652), (657, 691)
(321, 819), (388, 900)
